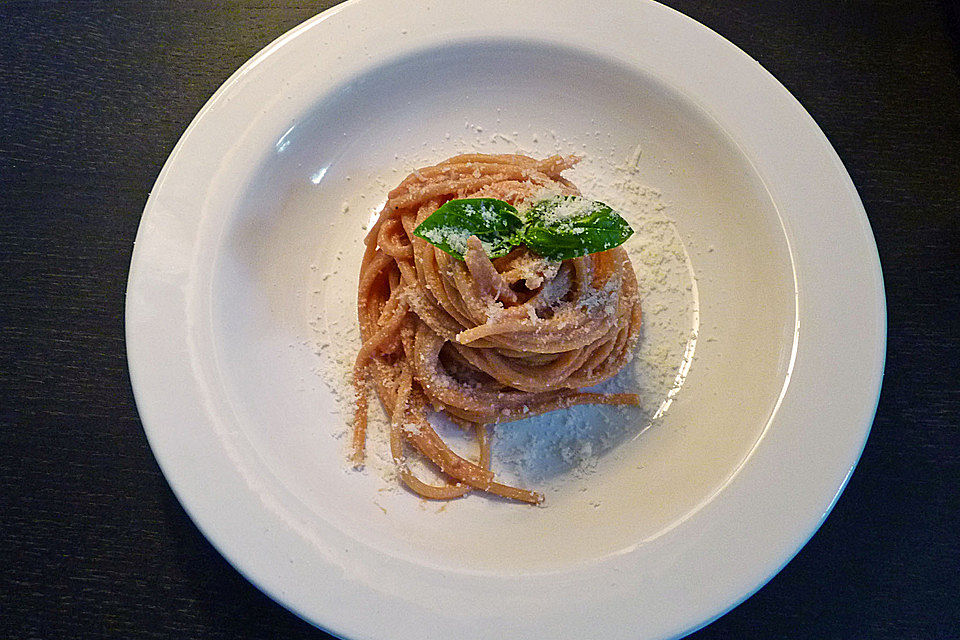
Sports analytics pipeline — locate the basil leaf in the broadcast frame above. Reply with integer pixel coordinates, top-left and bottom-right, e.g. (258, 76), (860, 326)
(521, 196), (634, 260)
(413, 198), (524, 260)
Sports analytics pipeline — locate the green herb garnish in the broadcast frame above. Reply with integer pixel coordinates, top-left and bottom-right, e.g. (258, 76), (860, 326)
(412, 198), (524, 260)
(521, 195), (634, 261)
(413, 195), (633, 261)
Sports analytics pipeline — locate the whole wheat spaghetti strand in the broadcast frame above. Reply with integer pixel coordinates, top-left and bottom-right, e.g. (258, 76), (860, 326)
(388, 369), (473, 500)
(351, 153), (642, 503)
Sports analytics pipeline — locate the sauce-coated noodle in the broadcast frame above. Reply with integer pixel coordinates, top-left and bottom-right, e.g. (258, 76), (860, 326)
(352, 154), (642, 503)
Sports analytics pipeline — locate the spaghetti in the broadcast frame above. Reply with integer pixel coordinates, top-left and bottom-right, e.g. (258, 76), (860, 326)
(352, 153), (643, 504)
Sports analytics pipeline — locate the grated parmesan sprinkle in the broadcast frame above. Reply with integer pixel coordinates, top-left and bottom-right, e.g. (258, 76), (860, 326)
(309, 132), (699, 503)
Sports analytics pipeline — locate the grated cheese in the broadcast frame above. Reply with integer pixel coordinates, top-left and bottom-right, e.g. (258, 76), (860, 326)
(309, 133), (700, 503)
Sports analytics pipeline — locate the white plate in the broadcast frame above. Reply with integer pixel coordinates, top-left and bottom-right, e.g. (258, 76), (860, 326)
(126, 1), (886, 638)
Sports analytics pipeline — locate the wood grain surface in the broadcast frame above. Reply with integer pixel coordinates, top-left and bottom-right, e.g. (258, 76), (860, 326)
(1, 1), (958, 638)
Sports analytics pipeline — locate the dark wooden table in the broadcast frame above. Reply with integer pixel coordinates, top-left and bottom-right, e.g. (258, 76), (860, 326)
(2, 1), (958, 638)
